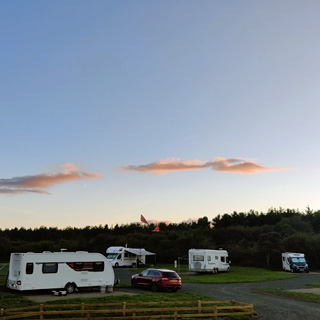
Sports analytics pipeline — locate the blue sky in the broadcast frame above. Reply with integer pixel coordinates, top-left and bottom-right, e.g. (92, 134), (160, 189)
(1, 0), (320, 229)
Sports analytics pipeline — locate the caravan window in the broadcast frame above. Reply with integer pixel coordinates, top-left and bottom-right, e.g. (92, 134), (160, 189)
(193, 255), (204, 261)
(67, 262), (105, 272)
(26, 263), (34, 275)
(43, 263), (58, 274)
(207, 256), (211, 261)
(221, 257), (225, 263)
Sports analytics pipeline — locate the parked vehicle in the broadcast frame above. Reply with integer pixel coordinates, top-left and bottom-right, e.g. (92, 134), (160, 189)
(188, 248), (230, 273)
(106, 246), (155, 267)
(282, 252), (309, 273)
(131, 268), (182, 292)
(6, 251), (114, 293)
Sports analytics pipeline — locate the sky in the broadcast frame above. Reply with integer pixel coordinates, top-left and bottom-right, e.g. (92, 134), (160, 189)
(1, 0), (320, 229)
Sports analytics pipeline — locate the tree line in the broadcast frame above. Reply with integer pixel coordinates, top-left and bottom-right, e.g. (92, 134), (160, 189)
(1, 207), (320, 270)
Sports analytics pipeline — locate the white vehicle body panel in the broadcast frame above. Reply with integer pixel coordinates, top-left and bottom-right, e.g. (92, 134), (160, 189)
(6, 251), (114, 291)
(189, 249), (230, 273)
(106, 247), (155, 267)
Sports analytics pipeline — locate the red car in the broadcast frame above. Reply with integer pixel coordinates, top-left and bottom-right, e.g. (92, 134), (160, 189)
(131, 268), (182, 292)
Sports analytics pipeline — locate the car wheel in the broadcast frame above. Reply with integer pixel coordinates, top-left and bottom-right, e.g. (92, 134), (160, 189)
(115, 263), (119, 268)
(65, 283), (76, 294)
(152, 282), (158, 292)
(132, 279), (137, 288)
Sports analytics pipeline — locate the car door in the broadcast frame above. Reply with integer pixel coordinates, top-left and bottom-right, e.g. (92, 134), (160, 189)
(136, 270), (149, 286)
(145, 270), (156, 287)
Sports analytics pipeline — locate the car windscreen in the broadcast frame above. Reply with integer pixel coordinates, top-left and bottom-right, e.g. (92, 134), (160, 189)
(163, 272), (179, 278)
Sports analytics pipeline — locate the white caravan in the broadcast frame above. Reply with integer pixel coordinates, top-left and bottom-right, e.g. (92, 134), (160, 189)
(6, 251), (114, 293)
(189, 249), (230, 273)
(282, 252), (309, 273)
(106, 247), (155, 267)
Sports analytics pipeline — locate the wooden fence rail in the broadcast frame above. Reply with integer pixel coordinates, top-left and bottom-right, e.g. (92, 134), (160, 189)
(0, 300), (256, 320)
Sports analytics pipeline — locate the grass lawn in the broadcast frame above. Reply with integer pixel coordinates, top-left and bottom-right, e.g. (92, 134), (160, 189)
(46, 292), (212, 305)
(181, 266), (296, 283)
(252, 288), (320, 304)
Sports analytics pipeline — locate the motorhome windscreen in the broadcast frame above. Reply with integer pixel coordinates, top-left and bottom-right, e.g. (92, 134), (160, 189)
(291, 257), (306, 263)
(193, 255), (204, 261)
(107, 254), (118, 259)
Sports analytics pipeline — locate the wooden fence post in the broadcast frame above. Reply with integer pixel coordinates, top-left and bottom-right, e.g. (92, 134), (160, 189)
(198, 300), (201, 313)
(40, 304), (43, 320)
(123, 301), (126, 316)
(81, 303), (85, 317)
(214, 305), (218, 319)
(174, 307), (177, 320)
(0, 308), (4, 316)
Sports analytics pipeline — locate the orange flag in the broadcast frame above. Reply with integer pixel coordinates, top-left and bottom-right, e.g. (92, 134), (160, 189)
(140, 215), (149, 225)
(152, 226), (160, 232)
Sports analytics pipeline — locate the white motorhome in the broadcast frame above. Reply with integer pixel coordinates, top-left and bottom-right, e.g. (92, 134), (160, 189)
(106, 247), (155, 268)
(6, 251), (114, 293)
(282, 252), (309, 273)
(189, 249), (230, 273)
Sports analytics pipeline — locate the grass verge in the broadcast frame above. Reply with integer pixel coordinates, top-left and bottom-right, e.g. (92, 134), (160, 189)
(1, 292), (255, 320)
(181, 266), (296, 283)
(251, 288), (320, 304)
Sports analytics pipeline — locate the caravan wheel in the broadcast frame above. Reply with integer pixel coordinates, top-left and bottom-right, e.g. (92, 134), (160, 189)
(65, 283), (76, 294)
(114, 263), (119, 268)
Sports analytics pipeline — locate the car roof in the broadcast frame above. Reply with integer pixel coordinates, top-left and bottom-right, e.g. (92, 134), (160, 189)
(146, 268), (177, 272)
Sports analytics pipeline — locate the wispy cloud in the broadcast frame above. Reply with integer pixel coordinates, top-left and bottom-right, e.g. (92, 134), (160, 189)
(121, 157), (286, 175)
(0, 163), (101, 195)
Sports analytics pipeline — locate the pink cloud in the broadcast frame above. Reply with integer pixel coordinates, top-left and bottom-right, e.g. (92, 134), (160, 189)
(210, 157), (285, 173)
(0, 163), (101, 195)
(121, 157), (286, 175)
(121, 158), (207, 176)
